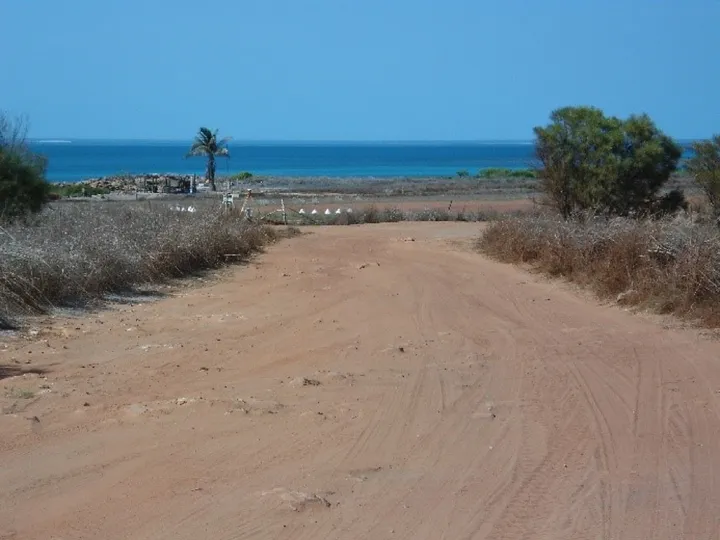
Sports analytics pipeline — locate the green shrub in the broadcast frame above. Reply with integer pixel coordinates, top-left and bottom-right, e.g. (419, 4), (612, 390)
(477, 168), (536, 179)
(534, 106), (683, 218)
(687, 135), (720, 214)
(231, 171), (255, 181)
(51, 184), (110, 198)
(0, 113), (50, 222)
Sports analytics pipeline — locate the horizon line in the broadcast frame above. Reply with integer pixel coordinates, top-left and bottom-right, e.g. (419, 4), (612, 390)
(28, 137), (705, 144)
(29, 138), (535, 143)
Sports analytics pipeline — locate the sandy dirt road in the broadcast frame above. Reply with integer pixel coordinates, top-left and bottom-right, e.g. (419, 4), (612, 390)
(2, 222), (720, 540)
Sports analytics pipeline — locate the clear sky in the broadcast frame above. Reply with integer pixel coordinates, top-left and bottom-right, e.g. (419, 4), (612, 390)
(2, 0), (718, 140)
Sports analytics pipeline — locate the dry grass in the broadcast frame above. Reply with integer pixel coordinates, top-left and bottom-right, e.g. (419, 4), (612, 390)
(270, 205), (515, 226)
(479, 212), (720, 326)
(0, 203), (279, 326)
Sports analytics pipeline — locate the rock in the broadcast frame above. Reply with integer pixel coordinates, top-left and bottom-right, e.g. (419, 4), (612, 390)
(263, 488), (332, 512)
(54, 173), (199, 196)
(125, 403), (148, 417)
(289, 377), (322, 388)
(232, 398), (283, 415)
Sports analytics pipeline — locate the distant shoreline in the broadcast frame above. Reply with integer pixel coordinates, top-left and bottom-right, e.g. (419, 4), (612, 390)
(47, 172), (542, 201)
(49, 172), (529, 185)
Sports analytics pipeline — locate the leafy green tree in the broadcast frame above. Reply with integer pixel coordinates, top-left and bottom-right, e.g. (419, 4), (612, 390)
(186, 127), (231, 192)
(534, 106), (682, 218)
(687, 135), (720, 213)
(0, 113), (50, 222)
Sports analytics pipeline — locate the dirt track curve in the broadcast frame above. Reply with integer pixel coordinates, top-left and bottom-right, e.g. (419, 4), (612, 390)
(2, 222), (720, 540)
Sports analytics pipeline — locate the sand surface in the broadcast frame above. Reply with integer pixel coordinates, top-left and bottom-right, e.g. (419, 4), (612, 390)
(2, 222), (720, 539)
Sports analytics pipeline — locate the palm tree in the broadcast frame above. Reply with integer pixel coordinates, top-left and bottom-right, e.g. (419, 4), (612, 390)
(186, 127), (231, 191)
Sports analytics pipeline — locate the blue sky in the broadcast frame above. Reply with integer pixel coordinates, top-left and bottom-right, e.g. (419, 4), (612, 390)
(2, 0), (718, 140)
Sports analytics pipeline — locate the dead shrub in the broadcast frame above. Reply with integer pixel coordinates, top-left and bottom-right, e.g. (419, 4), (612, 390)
(478, 212), (720, 326)
(0, 203), (277, 324)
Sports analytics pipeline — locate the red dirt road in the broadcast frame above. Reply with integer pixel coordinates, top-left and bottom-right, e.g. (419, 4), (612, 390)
(2, 222), (720, 539)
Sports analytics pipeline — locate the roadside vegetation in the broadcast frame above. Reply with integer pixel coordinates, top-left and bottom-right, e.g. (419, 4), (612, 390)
(0, 117), (286, 329)
(261, 204), (519, 226)
(479, 106), (720, 326)
(0, 204), (279, 328)
(480, 213), (720, 325)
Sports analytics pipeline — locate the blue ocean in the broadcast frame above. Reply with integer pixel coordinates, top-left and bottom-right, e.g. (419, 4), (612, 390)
(31, 140), (538, 182)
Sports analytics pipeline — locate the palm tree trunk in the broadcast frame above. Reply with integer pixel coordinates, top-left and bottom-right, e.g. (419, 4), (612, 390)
(207, 155), (217, 191)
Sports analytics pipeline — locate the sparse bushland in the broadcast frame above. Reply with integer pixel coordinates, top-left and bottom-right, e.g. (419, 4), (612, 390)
(0, 203), (280, 326)
(534, 106), (684, 218)
(477, 106), (720, 326)
(479, 211), (720, 326)
(0, 113), (51, 222)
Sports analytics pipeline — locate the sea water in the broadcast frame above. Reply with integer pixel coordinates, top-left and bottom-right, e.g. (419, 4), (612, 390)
(31, 140), (538, 182)
(31, 140), (697, 182)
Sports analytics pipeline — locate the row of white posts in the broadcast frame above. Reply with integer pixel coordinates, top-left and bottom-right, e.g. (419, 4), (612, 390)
(170, 205), (197, 213)
(299, 208), (353, 215)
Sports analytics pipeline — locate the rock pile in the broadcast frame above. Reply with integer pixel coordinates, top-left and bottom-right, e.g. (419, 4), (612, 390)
(60, 173), (199, 194)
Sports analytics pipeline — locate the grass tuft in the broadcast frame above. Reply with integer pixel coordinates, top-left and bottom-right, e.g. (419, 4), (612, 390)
(6, 387), (35, 399)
